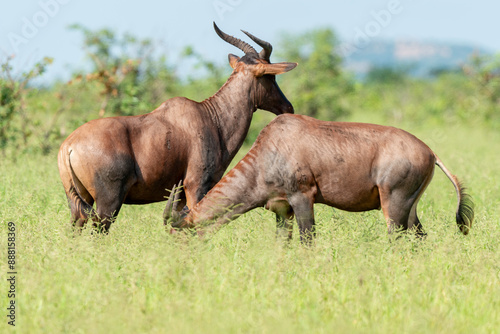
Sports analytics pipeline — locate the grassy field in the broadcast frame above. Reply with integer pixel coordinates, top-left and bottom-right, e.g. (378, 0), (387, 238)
(1, 119), (499, 333)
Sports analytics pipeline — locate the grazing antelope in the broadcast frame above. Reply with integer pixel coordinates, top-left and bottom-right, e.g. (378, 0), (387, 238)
(57, 23), (297, 232)
(167, 114), (474, 242)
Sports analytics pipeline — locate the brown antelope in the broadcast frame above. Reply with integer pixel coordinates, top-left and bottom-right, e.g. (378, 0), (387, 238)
(166, 114), (474, 242)
(57, 23), (297, 232)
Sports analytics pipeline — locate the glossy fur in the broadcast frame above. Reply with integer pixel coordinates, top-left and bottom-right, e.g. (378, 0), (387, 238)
(169, 114), (474, 242)
(58, 24), (297, 232)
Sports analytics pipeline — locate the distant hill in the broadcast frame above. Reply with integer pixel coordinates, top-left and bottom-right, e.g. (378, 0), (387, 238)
(342, 40), (490, 78)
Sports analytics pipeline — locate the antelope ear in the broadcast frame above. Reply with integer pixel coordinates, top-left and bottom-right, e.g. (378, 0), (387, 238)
(261, 62), (298, 76)
(228, 54), (240, 69)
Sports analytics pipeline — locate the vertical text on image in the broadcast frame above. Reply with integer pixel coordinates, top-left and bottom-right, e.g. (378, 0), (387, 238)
(6, 221), (16, 327)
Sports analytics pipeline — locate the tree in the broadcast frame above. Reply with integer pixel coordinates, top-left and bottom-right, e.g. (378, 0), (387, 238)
(277, 28), (354, 120)
(462, 53), (500, 124)
(0, 56), (53, 155)
(69, 24), (178, 117)
(464, 53), (500, 105)
(365, 66), (409, 84)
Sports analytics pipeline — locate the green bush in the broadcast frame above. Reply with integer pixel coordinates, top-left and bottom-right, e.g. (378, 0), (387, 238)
(1, 26), (499, 156)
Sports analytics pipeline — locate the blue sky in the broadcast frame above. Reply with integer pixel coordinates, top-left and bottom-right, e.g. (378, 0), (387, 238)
(1, 0), (499, 81)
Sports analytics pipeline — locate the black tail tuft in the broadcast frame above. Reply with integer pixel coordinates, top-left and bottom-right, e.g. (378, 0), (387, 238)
(456, 185), (474, 235)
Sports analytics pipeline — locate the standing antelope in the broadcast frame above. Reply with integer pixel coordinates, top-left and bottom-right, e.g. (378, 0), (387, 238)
(57, 23), (297, 232)
(167, 114), (474, 242)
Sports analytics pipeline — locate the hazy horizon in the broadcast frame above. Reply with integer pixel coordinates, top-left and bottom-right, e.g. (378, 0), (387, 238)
(1, 0), (498, 82)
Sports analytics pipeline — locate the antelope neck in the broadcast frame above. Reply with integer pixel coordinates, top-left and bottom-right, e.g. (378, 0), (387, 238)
(202, 72), (256, 158)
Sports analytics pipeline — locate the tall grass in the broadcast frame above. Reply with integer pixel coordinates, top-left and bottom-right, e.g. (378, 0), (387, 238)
(0, 122), (499, 333)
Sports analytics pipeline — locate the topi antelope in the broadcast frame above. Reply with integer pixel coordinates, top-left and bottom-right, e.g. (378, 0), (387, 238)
(166, 114), (474, 243)
(57, 23), (297, 232)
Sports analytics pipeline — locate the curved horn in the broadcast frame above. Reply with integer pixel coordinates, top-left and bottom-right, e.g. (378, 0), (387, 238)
(163, 180), (183, 226)
(213, 22), (257, 55)
(241, 30), (273, 61)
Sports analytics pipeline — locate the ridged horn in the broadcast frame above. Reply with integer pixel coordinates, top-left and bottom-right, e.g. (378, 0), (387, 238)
(241, 29), (273, 61)
(163, 180), (183, 226)
(213, 22), (257, 55)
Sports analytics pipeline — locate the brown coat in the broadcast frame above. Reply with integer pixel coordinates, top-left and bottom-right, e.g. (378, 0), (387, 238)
(58, 23), (297, 232)
(169, 114), (474, 242)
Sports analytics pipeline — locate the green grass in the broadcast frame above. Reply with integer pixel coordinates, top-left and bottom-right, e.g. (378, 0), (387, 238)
(1, 122), (499, 333)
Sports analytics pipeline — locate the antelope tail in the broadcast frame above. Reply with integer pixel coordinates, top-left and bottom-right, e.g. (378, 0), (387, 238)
(434, 155), (474, 235)
(66, 150), (95, 224)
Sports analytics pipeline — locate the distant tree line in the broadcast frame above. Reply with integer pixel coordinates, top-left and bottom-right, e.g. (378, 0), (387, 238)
(1, 25), (499, 157)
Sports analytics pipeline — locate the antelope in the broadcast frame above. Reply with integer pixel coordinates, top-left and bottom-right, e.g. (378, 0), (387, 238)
(57, 23), (297, 232)
(166, 114), (474, 242)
